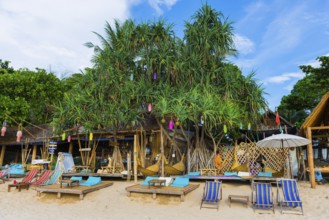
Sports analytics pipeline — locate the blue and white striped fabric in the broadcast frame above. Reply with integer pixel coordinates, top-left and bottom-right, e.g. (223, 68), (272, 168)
(203, 181), (220, 202)
(254, 182), (273, 209)
(280, 179), (302, 207)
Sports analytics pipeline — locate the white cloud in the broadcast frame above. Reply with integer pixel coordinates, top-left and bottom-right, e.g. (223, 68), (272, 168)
(148, 0), (178, 15)
(233, 34), (255, 55)
(263, 72), (305, 84)
(0, 0), (135, 78)
(303, 53), (329, 67)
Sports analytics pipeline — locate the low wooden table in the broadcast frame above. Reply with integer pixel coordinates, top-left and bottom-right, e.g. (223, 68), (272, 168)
(8, 183), (30, 192)
(148, 179), (166, 189)
(228, 195), (249, 207)
(60, 179), (80, 188)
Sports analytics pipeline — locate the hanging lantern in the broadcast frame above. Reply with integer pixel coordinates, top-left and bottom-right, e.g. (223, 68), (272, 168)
(161, 118), (165, 124)
(239, 123), (243, 130)
(67, 135), (72, 143)
(223, 125), (227, 134)
(89, 132), (93, 141)
(61, 132), (66, 141)
(130, 73), (134, 81)
(169, 119), (174, 130)
(153, 72), (157, 80)
(16, 130), (22, 142)
(148, 103), (152, 112)
(1, 121), (7, 136)
(248, 122), (251, 130)
(200, 116), (204, 125)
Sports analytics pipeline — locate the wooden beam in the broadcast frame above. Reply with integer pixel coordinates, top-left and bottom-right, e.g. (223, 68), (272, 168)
(310, 126), (329, 130)
(306, 127), (316, 189)
(160, 126), (164, 177)
(133, 134), (138, 183)
(0, 145), (6, 166)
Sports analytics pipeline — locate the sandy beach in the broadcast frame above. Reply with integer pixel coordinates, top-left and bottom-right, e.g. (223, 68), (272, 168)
(0, 178), (328, 220)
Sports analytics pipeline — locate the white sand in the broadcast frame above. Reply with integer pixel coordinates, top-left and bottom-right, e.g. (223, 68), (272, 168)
(0, 178), (328, 220)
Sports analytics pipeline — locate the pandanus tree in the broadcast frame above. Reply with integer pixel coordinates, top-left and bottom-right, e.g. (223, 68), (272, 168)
(52, 4), (267, 171)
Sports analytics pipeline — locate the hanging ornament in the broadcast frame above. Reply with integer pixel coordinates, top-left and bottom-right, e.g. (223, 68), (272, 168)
(67, 135), (72, 143)
(148, 103), (152, 112)
(61, 132), (66, 141)
(200, 116), (204, 126)
(153, 72), (157, 80)
(130, 73), (134, 81)
(16, 130), (22, 142)
(169, 119), (174, 130)
(239, 123), (243, 130)
(1, 126), (6, 136)
(1, 121), (7, 136)
(89, 132), (93, 141)
(161, 118), (165, 124)
(223, 125), (227, 134)
(248, 123), (251, 130)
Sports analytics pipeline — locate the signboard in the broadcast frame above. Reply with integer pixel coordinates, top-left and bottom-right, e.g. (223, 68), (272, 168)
(48, 148), (56, 154)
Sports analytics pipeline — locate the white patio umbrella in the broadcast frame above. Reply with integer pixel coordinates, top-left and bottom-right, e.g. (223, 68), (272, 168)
(256, 133), (311, 148)
(256, 133), (311, 178)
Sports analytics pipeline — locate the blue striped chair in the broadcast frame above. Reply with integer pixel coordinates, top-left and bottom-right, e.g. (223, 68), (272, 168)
(277, 178), (303, 215)
(252, 182), (274, 213)
(200, 181), (222, 211)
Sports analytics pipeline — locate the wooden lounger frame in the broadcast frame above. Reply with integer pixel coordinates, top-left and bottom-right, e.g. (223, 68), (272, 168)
(35, 181), (113, 200)
(125, 184), (199, 201)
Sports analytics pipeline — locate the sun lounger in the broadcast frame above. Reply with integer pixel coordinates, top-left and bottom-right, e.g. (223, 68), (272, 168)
(200, 181), (222, 211)
(80, 176), (102, 186)
(42, 169), (63, 185)
(8, 168), (39, 192)
(31, 170), (53, 186)
(251, 182), (274, 213)
(277, 178), (303, 215)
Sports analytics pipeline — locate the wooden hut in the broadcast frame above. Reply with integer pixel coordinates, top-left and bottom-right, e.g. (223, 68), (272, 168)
(300, 91), (329, 188)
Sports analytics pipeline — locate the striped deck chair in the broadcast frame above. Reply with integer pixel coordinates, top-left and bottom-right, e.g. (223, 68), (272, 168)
(251, 182), (274, 213)
(7, 168), (39, 192)
(200, 181), (222, 211)
(31, 170), (53, 186)
(277, 178), (303, 215)
(0, 170), (9, 183)
(42, 169), (63, 185)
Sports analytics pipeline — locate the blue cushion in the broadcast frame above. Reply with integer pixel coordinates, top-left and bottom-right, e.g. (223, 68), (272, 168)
(187, 172), (200, 176)
(140, 176), (159, 186)
(258, 172), (272, 177)
(80, 176), (102, 186)
(9, 169), (25, 175)
(170, 177), (189, 188)
(70, 176), (83, 182)
(224, 172), (238, 176)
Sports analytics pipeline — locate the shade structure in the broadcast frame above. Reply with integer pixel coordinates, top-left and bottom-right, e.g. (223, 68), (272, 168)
(256, 134), (311, 148)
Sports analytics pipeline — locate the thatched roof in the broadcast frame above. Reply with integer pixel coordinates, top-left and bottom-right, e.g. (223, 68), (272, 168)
(299, 91), (329, 136)
(258, 109), (294, 131)
(0, 124), (52, 146)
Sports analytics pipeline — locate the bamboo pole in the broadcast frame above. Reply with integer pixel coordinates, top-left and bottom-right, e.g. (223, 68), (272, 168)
(68, 143), (73, 154)
(307, 127), (316, 188)
(160, 126), (164, 177)
(134, 134), (138, 183)
(127, 151), (131, 181)
(0, 145), (6, 166)
(32, 144), (37, 161)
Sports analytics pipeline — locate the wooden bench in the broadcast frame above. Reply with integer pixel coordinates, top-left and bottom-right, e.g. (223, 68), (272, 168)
(228, 195), (249, 207)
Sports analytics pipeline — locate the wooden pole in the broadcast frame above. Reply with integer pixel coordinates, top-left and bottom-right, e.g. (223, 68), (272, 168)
(68, 143), (73, 154)
(32, 144), (37, 161)
(160, 126), (164, 177)
(307, 127), (316, 188)
(0, 145), (6, 166)
(127, 151), (131, 181)
(134, 134), (138, 183)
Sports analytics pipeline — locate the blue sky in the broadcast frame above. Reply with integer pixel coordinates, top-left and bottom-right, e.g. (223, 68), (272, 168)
(1, 0), (329, 111)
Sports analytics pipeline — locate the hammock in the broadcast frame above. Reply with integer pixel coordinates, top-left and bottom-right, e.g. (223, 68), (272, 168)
(231, 145), (248, 172)
(138, 155), (162, 176)
(164, 155), (185, 175)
